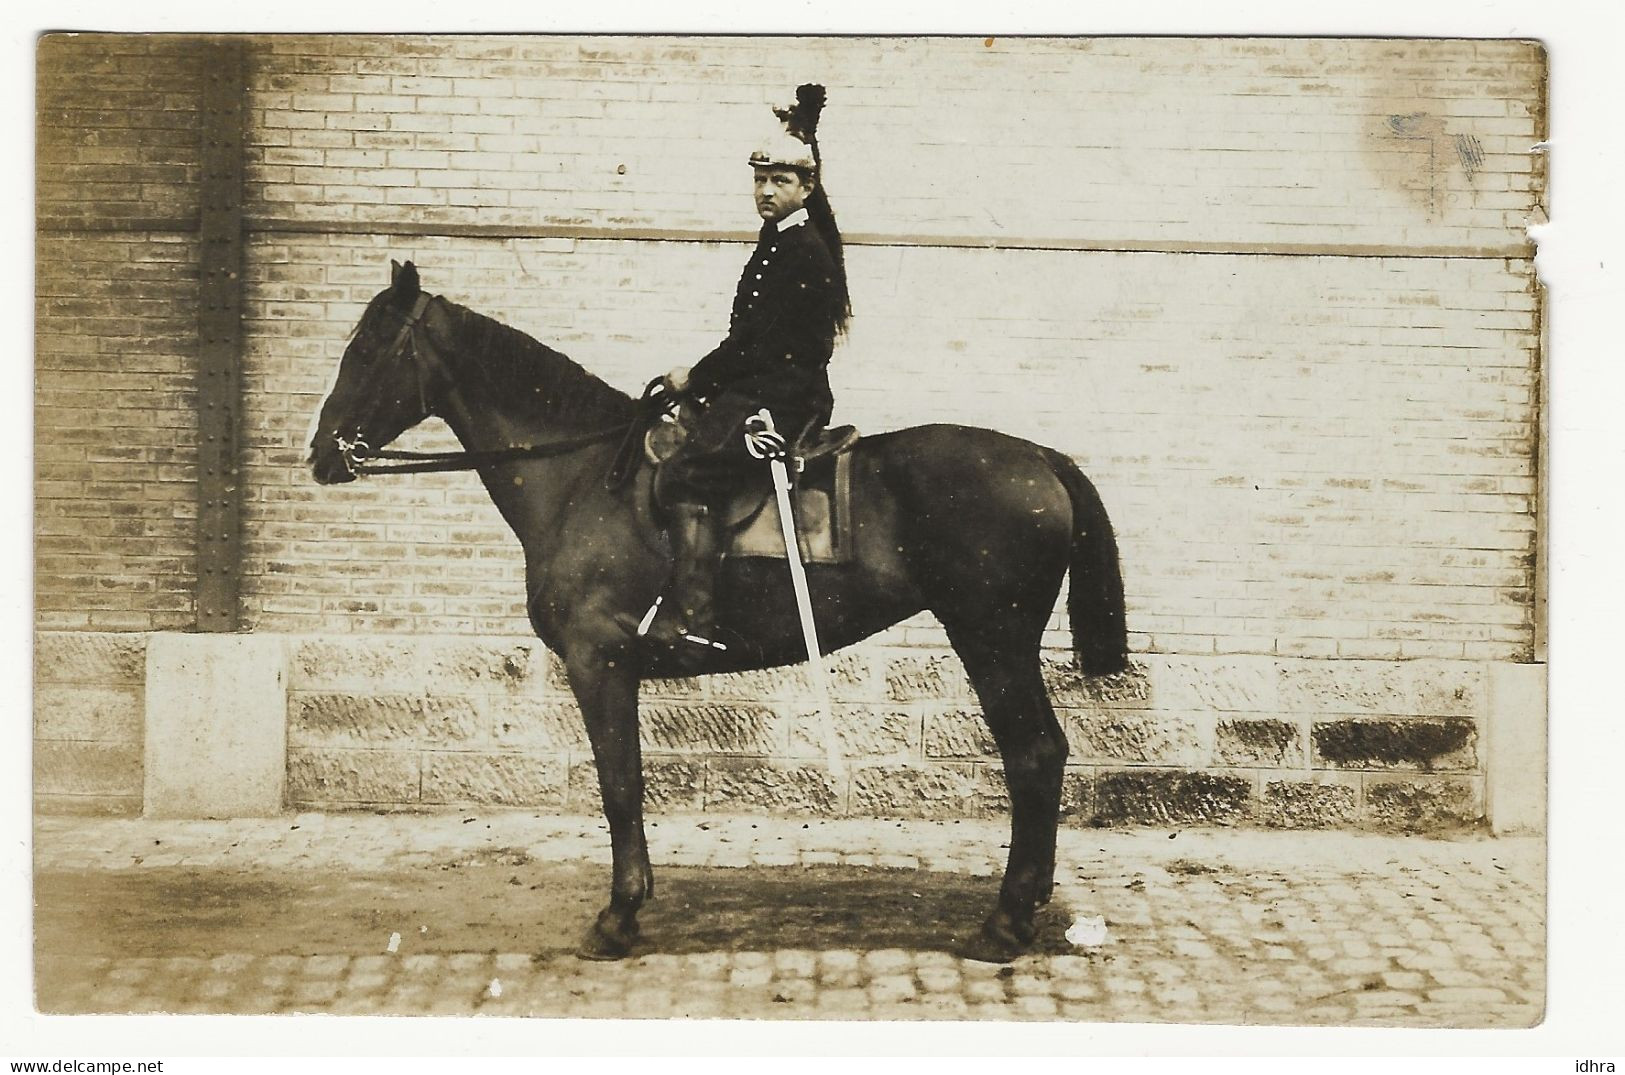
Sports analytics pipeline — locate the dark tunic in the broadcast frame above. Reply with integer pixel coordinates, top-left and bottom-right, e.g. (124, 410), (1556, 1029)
(687, 210), (839, 420)
(660, 210), (841, 505)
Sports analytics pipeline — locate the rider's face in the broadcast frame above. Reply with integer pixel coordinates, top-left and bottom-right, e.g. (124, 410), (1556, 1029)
(754, 167), (813, 223)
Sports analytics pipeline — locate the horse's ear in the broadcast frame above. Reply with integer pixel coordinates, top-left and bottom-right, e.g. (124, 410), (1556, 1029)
(394, 260), (420, 298)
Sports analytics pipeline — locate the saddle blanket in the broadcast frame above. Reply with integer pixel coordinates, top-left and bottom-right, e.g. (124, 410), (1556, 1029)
(727, 451), (854, 565)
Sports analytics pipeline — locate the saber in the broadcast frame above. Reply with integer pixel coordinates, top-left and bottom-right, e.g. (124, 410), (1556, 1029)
(745, 410), (844, 778)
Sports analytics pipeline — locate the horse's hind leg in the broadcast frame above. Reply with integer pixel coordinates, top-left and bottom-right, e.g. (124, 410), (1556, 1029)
(946, 623), (1067, 962)
(565, 648), (654, 960)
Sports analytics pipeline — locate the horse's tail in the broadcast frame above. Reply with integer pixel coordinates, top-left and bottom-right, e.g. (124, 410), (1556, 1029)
(1042, 447), (1129, 677)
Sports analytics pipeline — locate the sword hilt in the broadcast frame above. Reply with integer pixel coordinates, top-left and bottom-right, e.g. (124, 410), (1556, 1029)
(743, 409), (788, 460)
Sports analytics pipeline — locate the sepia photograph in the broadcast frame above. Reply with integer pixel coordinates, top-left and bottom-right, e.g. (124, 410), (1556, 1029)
(16, 9), (1610, 1058)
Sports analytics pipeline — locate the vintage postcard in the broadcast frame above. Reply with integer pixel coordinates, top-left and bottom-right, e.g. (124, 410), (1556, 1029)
(32, 32), (1547, 1032)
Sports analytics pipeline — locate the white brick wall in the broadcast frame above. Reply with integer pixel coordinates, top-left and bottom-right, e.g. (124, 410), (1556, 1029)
(39, 33), (1543, 658)
(245, 36), (1543, 254)
(243, 235), (1537, 662)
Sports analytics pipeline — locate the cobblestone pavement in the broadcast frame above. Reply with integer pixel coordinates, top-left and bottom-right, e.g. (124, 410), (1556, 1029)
(33, 813), (1543, 1025)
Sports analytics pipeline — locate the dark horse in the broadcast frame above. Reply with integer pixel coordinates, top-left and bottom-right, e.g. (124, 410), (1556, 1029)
(308, 260), (1128, 962)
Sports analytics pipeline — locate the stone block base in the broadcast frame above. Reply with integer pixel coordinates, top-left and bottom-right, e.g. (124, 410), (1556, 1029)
(34, 631), (1546, 832)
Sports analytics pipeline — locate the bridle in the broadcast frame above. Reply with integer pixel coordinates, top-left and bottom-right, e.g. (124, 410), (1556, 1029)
(328, 292), (641, 479)
(331, 292), (437, 474)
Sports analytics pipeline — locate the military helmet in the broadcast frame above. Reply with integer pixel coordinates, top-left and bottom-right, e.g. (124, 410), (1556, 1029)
(748, 127), (816, 171)
(747, 84), (826, 172)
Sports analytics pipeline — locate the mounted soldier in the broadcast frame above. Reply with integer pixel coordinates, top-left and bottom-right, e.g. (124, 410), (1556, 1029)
(618, 84), (852, 662)
(312, 84), (1126, 964)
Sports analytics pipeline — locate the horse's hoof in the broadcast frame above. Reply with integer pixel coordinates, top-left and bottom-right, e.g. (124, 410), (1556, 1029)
(955, 917), (1033, 964)
(955, 930), (1024, 964)
(575, 917), (640, 961)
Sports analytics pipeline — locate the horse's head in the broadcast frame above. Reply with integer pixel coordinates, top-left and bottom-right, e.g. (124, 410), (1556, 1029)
(308, 259), (445, 484)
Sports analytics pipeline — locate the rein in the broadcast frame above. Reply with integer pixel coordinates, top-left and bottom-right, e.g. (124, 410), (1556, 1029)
(341, 297), (662, 479)
(353, 426), (631, 476)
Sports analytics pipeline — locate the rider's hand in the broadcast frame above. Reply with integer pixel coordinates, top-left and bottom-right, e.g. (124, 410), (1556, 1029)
(662, 365), (691, 395)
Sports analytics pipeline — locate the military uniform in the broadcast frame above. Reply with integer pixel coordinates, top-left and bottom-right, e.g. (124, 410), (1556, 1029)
(661, 205), (840, 503)
(623, 83), (848, 662)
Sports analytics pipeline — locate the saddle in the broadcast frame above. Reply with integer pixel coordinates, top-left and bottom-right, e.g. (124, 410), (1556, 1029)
(641, 405), (861, 564)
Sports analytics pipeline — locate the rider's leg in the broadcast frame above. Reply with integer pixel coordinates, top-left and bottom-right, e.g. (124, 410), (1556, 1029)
(634, 498), (726, 650)
(616, 394), (758, 656)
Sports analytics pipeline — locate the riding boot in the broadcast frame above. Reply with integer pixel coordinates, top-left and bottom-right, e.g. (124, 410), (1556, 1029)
(617, 503), (728, 660)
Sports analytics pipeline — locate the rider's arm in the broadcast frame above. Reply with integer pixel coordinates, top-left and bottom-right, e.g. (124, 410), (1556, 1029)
(688, 238), (830, 397)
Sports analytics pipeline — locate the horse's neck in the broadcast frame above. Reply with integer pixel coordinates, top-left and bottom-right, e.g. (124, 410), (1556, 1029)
(437, 388), (547, 454)
(434, 309), (629, 450)
(431, 344), (617, 538)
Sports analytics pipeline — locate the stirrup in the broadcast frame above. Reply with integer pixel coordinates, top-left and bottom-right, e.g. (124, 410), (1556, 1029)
(677, 633), (728, 652)
(625, 597), (728, 652)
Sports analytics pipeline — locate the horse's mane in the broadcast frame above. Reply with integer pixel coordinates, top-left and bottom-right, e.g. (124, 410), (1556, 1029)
(440, 300), (636, 428)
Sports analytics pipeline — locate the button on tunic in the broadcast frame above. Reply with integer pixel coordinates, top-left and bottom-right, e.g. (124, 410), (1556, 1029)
(687, 212), (839, 416)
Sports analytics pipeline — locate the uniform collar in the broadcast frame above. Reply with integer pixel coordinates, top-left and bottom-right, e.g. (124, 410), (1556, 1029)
(775, 207), (810, 232)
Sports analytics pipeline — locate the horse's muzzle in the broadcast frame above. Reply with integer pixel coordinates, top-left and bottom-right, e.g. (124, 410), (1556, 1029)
(308, 442), (359, 485)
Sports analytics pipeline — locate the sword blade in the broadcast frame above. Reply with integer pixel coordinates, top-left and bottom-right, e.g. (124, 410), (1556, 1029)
(768, 457), (844, 778)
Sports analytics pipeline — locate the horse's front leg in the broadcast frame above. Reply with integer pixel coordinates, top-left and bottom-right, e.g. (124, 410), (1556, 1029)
(565, 646), (653, 960)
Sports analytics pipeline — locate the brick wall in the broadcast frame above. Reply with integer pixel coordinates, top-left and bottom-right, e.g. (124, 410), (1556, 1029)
(35, 232), (202, 632)
(241, 35), (1539, 254)
(36, 35), (210, 632)
(34, 34), (1545, 821)
(243, 237), (1537, 661)
(36, 36), (205, 232)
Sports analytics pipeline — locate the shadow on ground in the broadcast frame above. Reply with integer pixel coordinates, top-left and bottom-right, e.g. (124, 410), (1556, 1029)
(36, 853), (1076, 965)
